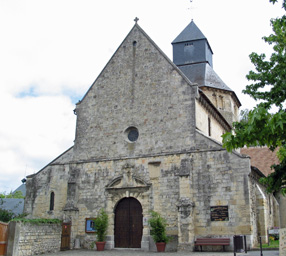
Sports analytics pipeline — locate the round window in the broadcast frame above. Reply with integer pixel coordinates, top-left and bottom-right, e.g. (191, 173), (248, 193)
(125, 127), (139, 142)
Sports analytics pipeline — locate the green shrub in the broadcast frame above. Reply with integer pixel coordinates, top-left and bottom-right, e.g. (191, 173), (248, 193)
(0, 208), (14, 222)
(11, 218), (61, 225)
(269, 234), (279, 240)
(148, 210), (169, 243)
(94, 208), (108, 242)
(0, 191), (25, 199)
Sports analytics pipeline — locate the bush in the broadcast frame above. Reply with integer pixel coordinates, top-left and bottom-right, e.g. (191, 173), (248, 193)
(148, 211), (169, 243)
(269, 234), (279, 240)
(0, 208), (14, 222)
(94, 208), (108, 242)
(0, 198), (27, 222)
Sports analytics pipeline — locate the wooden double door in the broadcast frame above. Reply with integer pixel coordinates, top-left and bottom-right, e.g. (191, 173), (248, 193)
(115, 197), (143, 248)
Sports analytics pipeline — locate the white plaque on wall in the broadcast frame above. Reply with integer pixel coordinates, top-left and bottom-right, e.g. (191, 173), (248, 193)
(143, 216), (148, 226)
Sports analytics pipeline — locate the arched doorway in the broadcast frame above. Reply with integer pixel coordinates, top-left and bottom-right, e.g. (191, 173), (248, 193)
(115, 197), (143, 248)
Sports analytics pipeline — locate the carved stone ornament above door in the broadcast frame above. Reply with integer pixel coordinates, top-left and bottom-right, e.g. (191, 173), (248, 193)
(105, 175), (151, 193)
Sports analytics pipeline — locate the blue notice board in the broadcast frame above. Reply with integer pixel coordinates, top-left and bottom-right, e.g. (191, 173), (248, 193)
(85, 218), (96, 233)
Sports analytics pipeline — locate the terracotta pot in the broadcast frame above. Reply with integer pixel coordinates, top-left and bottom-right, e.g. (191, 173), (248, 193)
(156, 242), (166, 252)
(96, 241), (106, 251)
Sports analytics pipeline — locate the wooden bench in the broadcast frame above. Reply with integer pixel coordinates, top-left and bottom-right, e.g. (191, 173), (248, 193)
(195, 238), (230, 252)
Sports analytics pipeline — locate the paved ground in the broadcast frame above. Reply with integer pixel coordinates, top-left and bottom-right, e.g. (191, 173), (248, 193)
(40, 249), (279, 256)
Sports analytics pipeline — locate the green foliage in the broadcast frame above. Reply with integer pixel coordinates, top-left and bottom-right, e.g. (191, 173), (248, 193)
(270, 233), (280, 240)
(0, 191), (25, 199)
(0, 209), (27, 223)
(270, 0), (286, 10)
(260, 159), (286, 195)
(262, 239), (279, 248)
(0, 198), (27, 222)
(222, 0), (286, 194)
(244, 15), (286, 110)
(94, 208), (108, 242)
(11, 218), (61, 225)
(148, 211), (169, 243)
(10, 191), (25, 199)
(239, 109), (250, 123)
(0, 208), (15, 223)
(90, 241), (95, 249)
(277, 143), (286, 162)
(222, 107), (286, 152)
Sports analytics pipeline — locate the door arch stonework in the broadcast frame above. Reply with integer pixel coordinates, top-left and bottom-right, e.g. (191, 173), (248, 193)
(105, 173), (151, 250)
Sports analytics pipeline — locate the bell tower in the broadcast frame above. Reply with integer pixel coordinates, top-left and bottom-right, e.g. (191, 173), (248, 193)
(172, 20), (213, 68)
(172, 20), (241, 126)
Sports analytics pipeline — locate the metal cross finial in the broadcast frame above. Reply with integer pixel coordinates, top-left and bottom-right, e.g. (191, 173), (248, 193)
(134, 17), (139, 23)
(188, 0), (194, 19)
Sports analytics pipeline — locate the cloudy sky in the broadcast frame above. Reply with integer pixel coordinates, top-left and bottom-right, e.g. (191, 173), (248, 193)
(0, 0), (284, 193)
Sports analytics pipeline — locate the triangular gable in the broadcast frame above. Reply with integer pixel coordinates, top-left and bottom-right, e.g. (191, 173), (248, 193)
(79, 23), (195, 104)
(73, 23), (200, 160)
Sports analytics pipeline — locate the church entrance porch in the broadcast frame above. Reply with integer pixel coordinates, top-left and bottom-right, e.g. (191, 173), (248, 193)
(115, 197), (143, 248)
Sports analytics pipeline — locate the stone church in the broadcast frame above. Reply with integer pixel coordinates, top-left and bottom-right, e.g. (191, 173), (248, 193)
(24, 20), (279, 251)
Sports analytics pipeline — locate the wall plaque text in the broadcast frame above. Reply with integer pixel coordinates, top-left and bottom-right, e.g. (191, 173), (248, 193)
(210, 206), (229, 221)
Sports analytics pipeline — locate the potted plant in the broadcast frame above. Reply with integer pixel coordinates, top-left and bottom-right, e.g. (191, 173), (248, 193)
(148, 210), (170, 252)
(94, 208), (108, 251)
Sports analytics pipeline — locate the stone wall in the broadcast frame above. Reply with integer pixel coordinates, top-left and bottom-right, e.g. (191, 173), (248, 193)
(280, 228), (286, 256)
(73, 25), (197, 162)
(248, 168), (280, 246)
(195, 100), (225, 142)
(201, 88), (239, 125)
(277, 192), (286, 228)
(6, 221), (61, 256)
(25, 137), (254, 251)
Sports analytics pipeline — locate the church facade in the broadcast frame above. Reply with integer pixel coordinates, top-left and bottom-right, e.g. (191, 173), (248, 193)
(24, 20), (279, 251)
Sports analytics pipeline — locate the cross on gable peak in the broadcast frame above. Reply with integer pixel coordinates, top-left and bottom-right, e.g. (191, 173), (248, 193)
(134, 17), (139, 23)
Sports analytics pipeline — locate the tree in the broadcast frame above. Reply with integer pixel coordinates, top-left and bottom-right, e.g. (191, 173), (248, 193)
(222, 0), (286, 195)
(239, 109), (250, 123)
(0, 190), (26, 222)
(0, 191), (25, 199)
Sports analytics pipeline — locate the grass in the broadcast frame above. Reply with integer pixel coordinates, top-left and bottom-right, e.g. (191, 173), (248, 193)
(262, 239), (279, 248)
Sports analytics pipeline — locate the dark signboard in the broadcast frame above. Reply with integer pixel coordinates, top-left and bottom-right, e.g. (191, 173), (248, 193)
(210, 206), (229, 221)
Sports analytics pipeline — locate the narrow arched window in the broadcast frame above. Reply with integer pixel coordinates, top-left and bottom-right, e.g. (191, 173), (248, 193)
(50, 192), (55, 211)
(208, 117), (211, 137)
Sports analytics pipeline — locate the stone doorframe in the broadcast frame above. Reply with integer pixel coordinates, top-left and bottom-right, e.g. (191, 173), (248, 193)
(105, 172), (152, 251)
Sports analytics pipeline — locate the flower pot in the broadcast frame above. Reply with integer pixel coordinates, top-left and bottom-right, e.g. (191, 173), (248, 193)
(156, 242), (166, 252)
(96, 241), (106, 251)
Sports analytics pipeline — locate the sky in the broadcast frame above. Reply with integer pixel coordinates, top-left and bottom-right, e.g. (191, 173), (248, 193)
(0, 0), (285, 193)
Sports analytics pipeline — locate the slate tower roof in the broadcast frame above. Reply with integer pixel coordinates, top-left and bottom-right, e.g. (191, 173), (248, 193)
(172, 20), (241, 107)
(172, 20), (209, 44)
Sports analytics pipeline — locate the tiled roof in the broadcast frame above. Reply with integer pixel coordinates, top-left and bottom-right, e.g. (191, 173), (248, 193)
(240, 147), (280, 176)
(178, 63), (233, 92)
(0, 198), (24, 216)
(13, 184), (26, 197)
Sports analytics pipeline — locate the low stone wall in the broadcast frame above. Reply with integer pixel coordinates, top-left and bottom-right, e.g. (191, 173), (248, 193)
(6, 221), (61, 256)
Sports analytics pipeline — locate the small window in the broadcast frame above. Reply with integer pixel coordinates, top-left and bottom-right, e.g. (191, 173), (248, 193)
(50, 192), (55, 211)
(128, 128), (139, 142)
(219, 95), (224, 110)
(125, 127), (139, 142)
(208, 117), (211, 137)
